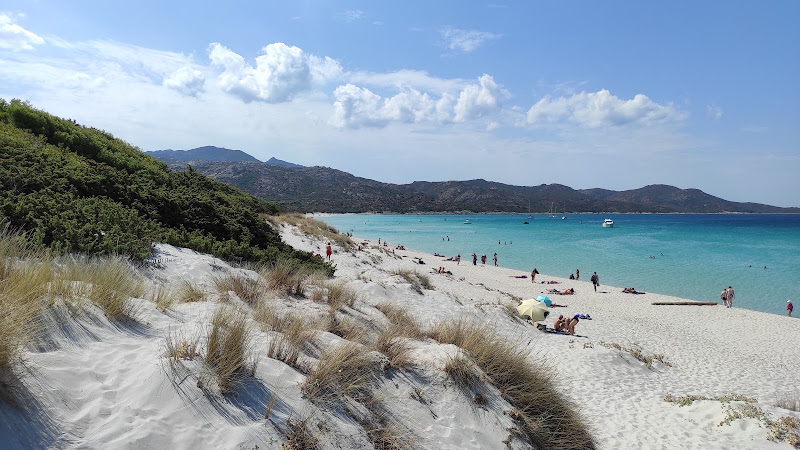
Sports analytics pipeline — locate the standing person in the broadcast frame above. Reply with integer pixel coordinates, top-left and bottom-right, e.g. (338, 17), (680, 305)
(720, 287), (729, 307)
(787, 300), (793, 317)
(325, 242), (332, 261)
(590, 272), (599, 292)
(492, 253), (498, 266)
(456, 254), (461, 265)
(726, 286), (735, 308)
(472, 253), (477, 265)
(575, 269), (580, 281)
(531, 268), (539, 283)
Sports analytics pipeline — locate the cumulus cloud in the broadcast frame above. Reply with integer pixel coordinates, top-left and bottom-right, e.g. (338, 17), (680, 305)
(526, 89), (684, 127)
(163, 66), (205, 97)
(440, 27), (500, 53)
(208, 42), (342, 103)
(331, 74), (505, 128)
(0, 13), (45, 50)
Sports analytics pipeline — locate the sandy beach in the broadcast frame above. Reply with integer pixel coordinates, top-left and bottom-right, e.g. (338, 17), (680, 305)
(2, 222), (799, 449)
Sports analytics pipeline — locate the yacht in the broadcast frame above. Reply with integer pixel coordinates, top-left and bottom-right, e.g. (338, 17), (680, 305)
(602, 218), (614, 228)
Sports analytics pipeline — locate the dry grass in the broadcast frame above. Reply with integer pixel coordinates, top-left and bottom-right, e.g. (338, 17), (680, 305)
(178, 280), (207, 303)
(430, 319), (594, 450)
(164, 330), (200, 367)
(302, 341), (379, 404)
(443, 353), (481, 393)
(327, 315), (374, 346)
(601, 342), (672, 368)
(268, 334), (303, 371)
(212, 273), (262, 305)
(269, 213), (355, 251)
(76, 255), (143, 320)
(281, 416), (320, 450)
(376, 303), (424, 339)
(325, 280), (359, 312)
(260, 257), (319, 296)
(204, 307), (254, 394)
(394, 269), (432, 294)
(150, 285), (177, 311)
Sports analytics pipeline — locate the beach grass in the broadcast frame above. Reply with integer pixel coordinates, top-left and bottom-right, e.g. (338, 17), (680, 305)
(177, 280), (207, 303)
(430, 319), (594, 450)
(268, 213), (355, 251)
(212, 273), (262, 305)
(204, 306), (253, 394)
(302, 341), (379, 405)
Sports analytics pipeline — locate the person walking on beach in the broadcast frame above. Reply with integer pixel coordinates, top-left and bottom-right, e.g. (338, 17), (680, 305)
(456, 254), (461, 265)
(575, 269), (580, 281)
(720, 287), (729, 307)
(788, 300), (793, 317)
(591, 272), (599, 292)
(325, 242), (332, 261)
(726, 286), (735, 308)
(472, 253), (477, 265)
(493, 253), (498, 266)
(531, 268), (539, 282)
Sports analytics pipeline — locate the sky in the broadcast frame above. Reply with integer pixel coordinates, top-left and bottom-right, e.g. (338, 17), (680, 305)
(1, 1), (798, 207)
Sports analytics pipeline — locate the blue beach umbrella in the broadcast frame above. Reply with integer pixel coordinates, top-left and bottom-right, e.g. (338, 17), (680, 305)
(536, 295), (552, 307)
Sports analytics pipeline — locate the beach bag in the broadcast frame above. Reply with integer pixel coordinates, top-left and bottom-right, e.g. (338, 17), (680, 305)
(536, 323), (547, 331)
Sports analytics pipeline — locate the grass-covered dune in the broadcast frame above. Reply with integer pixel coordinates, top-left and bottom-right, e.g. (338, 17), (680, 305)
(0, 99), (329, 274)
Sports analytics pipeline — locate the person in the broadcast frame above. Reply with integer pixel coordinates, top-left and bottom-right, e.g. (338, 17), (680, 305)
(590, 272), (599, 292)
(493, 253), (498, 266)
(553, 315), (566, 332)
(472, 253), (477, 265)
(531, 268), (539, 283)
(720, 287), (729, 307)
(456, 254), (461, 265)
(575, 269), (580, 280)
(550, 288), (575, 295)
(569, 273), (575, 280)
(325, 242), (332, 260)
(726, 286), (735, 308)
(788, 300), (793, 317)
(481, 254), (487, 264)
(566, 315), (579, 335)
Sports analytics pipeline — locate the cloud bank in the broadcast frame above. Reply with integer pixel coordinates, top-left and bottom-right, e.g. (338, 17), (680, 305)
(0, 13), (45, 51)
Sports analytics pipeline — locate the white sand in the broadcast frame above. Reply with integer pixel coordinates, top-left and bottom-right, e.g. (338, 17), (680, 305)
(1, 225), (798, 449)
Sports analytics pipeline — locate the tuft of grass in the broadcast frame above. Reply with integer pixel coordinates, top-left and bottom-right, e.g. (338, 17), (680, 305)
(281, 416), (320, 450)
(204, 307), (254, 394)
(178, 280), (207, 303)
(212, 273), (262, 305)
(443, 353), (481, 393)
(302, 341), (379, 404)
(767, 416), (800, 447)
(150, 285), (177, 311)
(325, 280), (359, 312)
(663, 392), (757, 407)
(429, 319), (594, 450)
(164, 330), (200, 368)
(267, 334), (303, 371)
(376, 303), (424, 339)
(394, 269), (432, 294)
(260, 257), (319, 296)
(85, 256), (143, 320)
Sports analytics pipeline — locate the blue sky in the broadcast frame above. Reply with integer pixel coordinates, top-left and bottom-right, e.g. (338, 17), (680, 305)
(1, 1), (798, 207)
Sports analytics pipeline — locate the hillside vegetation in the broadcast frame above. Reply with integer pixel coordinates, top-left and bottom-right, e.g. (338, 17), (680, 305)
(0, 99), (330, 274)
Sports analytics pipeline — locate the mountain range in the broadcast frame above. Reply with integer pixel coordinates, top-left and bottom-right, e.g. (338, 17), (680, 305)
(150, 147), (799, 214)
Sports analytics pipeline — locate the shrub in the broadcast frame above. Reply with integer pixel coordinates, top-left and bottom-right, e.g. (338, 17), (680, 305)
(430, 319), (594, 450)
(205, 307), (254, 394)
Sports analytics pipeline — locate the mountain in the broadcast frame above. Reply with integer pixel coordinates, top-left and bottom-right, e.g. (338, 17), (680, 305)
(266, 157), (303, 168)
(148, 146), (260, 162)
(148, 158), (799, 214)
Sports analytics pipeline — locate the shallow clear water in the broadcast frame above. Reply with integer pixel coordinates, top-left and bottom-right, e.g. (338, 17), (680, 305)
(320, 214), (800, 316)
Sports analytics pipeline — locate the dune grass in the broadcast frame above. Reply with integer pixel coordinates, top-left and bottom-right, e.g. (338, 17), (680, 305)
(430, 319), (594, 450)
(443, 353), (481, 394)
(260, 257), (319, 296)
(83, 256), (143, 320)
(325, 280), (359, 312)
(204, 307), (254, 394)
(177, 280), (207, 303)
(150, 285), (177, 312)
(302, 341), (379, 405)
(212, 273), (262, 305)
(269, 213), (355, 251)
(394, 269), (432, 294)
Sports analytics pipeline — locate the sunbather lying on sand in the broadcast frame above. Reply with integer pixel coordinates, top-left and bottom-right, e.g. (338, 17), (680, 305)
(541, 281), (560, 284)
(548, 288), (575, 295)
(622, 287), (645, 294)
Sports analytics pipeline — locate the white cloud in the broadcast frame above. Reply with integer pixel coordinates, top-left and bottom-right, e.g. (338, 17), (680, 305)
(706, 104), (723, 120)
(526, 89), (684, 128)
(0, 13), (45, 50)
(348, 69), (467, 93)
(331, 75), (506, 128)
(453, 74), (504, 122)
(208, 42), (342, 103)
(164, 66), (205, 97)
(440, 27), (500, 53)
(343, 10), (365, 22)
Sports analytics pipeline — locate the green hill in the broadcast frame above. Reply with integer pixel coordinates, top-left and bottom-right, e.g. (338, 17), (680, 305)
(0, 99), (330, 274)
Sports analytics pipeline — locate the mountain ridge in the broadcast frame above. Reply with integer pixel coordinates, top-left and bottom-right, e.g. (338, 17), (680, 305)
(149, 147), (799, 214)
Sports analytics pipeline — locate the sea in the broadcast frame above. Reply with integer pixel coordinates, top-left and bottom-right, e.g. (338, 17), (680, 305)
(319, 213), (800, 316)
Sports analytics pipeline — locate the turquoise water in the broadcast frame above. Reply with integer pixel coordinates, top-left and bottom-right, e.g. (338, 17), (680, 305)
(320, 214), (800, 316)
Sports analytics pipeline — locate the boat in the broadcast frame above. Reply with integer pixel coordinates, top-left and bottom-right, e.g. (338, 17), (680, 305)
(602, 218), (614, 228)
(463, 220), (471, 224)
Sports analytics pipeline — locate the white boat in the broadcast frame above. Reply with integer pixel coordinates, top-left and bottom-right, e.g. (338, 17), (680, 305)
(463, 220), (471, 224)
(602, 218), (614, 228)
